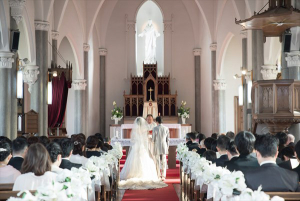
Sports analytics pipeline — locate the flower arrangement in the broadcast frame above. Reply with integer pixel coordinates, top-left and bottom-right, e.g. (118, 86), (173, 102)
(176, 143), (284, 201)
(178, 101), (190, 118)
(8, 143), (123, 201)
(111, 101), (123, 120)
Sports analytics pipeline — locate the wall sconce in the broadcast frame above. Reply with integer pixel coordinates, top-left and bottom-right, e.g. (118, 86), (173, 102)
(47, 70), (58, 105)
(233, 74), (242, 79)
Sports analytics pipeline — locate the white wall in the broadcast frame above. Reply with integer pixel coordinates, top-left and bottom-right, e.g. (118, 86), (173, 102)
(136, 1), (164, 76)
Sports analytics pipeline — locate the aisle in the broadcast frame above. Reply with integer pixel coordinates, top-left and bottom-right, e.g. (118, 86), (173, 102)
(120, 150), (180, 201)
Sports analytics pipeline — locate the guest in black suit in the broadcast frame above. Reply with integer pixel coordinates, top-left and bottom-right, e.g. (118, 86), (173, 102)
(278, 146), (298, 170)
(293, 140), (300, 180)
(8, 137), (28, 171)
(59, 139), (81, 170)
(185, 133), (193, 147)
(226, 131), (259, 172)
(186, 132), (202, 153)
(213, 135), (230, 167)
(244, 134), (299, 192)
(86, 136), (102, 158)
(224, 141), (239, 165)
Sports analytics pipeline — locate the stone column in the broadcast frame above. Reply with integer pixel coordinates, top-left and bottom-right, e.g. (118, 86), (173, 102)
(83, 43), (90, 135)
(0, 52), (14, 138)
(99, 49), (107, 136)
(125, 15), (135, 77)
(51, 31), (59, 65)
(73, 80), (87, 134)
(241, 30), (249, 131)
(210, 43), (217, 132)
(252, 30), (264, 81)
(164, 18), (173, 76)
(30, 21), (49, 136)
(213, 79), (226, 133)
(193, 48), (201, 132)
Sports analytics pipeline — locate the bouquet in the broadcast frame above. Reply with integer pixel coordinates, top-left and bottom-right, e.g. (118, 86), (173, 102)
(178, 101), (190, 118)
(111, 101), (123, 120)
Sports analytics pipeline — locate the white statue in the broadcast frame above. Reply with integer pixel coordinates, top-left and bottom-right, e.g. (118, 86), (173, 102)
(138, 20), (160, 64)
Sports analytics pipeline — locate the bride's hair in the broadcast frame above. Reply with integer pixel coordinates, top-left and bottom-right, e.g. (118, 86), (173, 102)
(135, 117), (146, 127)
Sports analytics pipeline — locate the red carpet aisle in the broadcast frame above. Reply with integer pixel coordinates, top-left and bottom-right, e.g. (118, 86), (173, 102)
(121, 150), (180, 201)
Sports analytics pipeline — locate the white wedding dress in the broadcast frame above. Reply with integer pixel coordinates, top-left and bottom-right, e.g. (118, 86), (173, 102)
(119, 117), (167, 190)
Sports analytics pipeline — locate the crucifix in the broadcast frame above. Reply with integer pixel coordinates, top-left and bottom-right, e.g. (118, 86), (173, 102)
(148, 87), (154, 101)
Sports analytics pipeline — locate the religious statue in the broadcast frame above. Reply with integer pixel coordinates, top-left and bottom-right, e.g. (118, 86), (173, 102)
(138, 20), (160, 64)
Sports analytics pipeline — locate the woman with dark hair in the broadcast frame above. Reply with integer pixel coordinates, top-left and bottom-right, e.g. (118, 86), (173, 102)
(86, 135), (102, 158)
(70, 134), (88, 165)
(13, 143), (56, 191)
(0, 141), (21, 183)
(27, 136), (39, 147)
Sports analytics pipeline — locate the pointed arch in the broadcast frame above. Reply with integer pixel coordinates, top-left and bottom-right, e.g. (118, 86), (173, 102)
(217, 32), (235, 77)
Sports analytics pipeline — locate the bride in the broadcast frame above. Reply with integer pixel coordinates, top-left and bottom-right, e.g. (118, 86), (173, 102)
(119, 117), (167, 190)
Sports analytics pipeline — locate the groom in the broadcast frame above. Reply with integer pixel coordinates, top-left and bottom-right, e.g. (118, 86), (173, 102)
(153, 116), (170, 181)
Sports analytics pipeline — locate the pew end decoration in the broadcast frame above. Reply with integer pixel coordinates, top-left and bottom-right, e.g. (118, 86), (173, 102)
(177, 142), (284, 201)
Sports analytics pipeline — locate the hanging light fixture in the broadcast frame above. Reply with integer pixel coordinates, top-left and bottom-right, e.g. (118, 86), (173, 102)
(17, 69), (23, 99)
(239, 85), (243, 106)
(48, 81), (53, 105)
(248, 80), (252, 103)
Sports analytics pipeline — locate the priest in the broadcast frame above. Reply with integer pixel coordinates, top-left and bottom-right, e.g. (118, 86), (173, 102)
(146, 114), (157, 159)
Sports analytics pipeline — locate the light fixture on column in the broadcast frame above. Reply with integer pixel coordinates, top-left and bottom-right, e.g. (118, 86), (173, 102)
(239, 85), (243, 106)
(47, 70), (58, 105)
(248, 80), (252, 103)
(233, 74), (242, 79)
(17, 68), (23, 99)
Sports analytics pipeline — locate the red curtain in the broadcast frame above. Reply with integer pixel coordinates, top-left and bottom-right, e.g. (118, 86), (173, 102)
(48, 72), (69, 128)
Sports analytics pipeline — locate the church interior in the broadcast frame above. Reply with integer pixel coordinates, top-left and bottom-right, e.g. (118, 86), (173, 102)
(1, 0), (300, 200)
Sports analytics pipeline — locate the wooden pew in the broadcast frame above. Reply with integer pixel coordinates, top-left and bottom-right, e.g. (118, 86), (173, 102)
(266, 192), (300, 201)
(0, 183), (13, 191)
(0, 191), (35, 201)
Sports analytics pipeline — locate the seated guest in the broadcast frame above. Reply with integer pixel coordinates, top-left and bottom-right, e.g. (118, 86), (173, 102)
(278, 146), (299, 170)
(211, 140), (218, 152)
(225, 141), (239, 162)
(292, 141), (300, 180)
(95, 133), (108, 152)
(275, 132), (288, 158)
(27, 136), (39, 147)
(59, 139), (81, 170)
(0, 141), (21, 183)
(286, 134), (295, 147)
(226, 131), (259, 172)
(8, 137), (28, 171)
(185, 133), (193, 146)
(39, 136), (50, 147)
(197, 133), (206, 144)
(186, 132), (200, 151)
(70, 134), (88, 165)
(211, 133), (218, 140)
(0, 136), (12, 146)
(13, 143), (57, 191)
(86, 136), (102, 158)
(203, 150), (217, 162)
(46, 142), (63, 173)
(244, 134), (299, 192)
(204, 137), (216, 151)
(213, 135), (230, 167)
(226, 131), (235, 140)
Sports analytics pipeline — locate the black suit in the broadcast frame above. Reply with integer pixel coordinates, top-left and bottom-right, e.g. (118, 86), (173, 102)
(213, 154), (229, 167)
(185, 141), (192, 147)
(86, 151), (102, 158)
(59, 159), (81, 170)
(245, 163), (299, 192)
(293, 165), (300, 181)
(278, 160), (293, 170)
(8, 157), (24, 171)
(187, 142), (200, 151)
(197, 148), (206, 156)
(226, 154), (259, 172)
